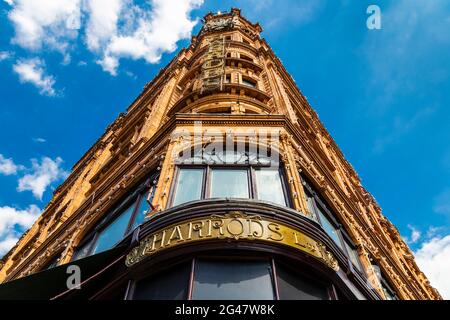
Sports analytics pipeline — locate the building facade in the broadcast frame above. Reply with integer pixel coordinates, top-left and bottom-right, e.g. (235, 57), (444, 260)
(0, 9), (441, 300)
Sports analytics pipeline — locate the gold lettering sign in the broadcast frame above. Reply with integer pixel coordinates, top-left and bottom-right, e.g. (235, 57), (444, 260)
(126, 212), (339, 271)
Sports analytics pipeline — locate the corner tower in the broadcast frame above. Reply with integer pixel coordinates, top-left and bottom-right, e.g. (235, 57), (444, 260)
(0, 9), (440, 300)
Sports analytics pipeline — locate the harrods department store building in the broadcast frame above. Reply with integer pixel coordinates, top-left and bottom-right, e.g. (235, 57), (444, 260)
(0, 9), (441, 300)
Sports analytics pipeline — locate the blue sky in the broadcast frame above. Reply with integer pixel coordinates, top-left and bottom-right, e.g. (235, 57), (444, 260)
(0, 0), (449, 297)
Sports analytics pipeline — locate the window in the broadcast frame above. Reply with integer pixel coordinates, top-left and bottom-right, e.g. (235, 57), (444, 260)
(301, 176), (362, 270)
(133, 262), (191, 300)
(372, 262), (398, 300)
(73, 176), (159, 260)
(133, 258), (333, 300)
(240, 54), (253, 62)
(42, 254), (61, 270)
(171, 148), (289, 207)
(316, 207), (342, 249)
(276, 263), (329, 300)
(172, 168), (204, 206)
(242, 38), (251, 45)
(192, 260), (274, 300)
(91, 204), (135, 255)
(241, 77), (257, 88)
(224, 73), (231, 83)
(210, 169), (249, 198)
(343, 237), (362, 272)
(255, 169), (287, 206)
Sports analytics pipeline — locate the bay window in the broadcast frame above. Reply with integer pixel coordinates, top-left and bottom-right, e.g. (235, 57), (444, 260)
(171, 149), (289, 207)
(132, 258), (331, 300)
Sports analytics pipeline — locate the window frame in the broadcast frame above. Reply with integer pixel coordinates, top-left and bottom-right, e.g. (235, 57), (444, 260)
(241, 76), (257, 88)
(371, 261), (399, 300)
(169, 163), (292, 208)
(301, 176), (364, 275)
(72, 175), (158, 260)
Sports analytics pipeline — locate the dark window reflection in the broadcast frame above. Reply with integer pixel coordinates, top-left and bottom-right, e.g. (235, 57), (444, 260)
(91, 205), (134, 255)
(192, 260), (274, 300)
(72, 238), (93, 260)
(276, 263), (328, 300)
(133, 262), (191, 300)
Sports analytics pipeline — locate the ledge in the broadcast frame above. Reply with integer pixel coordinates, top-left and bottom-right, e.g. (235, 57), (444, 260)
(169, 84), (271, 116)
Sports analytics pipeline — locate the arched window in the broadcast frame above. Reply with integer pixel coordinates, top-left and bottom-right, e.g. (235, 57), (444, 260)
(170, 147), (289, 207)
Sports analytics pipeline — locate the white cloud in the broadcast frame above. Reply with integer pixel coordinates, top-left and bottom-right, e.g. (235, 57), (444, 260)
(0, 205), (41, 256)
(0, 154), (20, 175)
(17, 157), (69, 200)
(32, 137), (46, 143)
(405, 224), (422, 244)
(95, 0), (203, 75)
(7, 0), (81, 54)
(84, 0), (122, 52)
(0, 236), (20, 256)
(0, 51), (12, 62)
(12, 58), (56, 96)
(415, 234), (450, 299)
(5, 0), (203, 76)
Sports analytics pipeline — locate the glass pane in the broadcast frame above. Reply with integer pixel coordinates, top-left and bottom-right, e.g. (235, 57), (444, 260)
(383, 286), (397, 300)
(91, 205), (134, 254)
(133, 262), (190, 300)
(132, 193), (150, 229)
(276, 263), (329, 300)
(72, 239), (93, 261)
(255, 169), (287, 206)
(44, 255), (60, 270)
(172, 168), (204, 206)
(306, 197), (318, 221)
(317, 208), (343, 249)
(210, 169), (249, 198)
(192, 260), (274, 300)
(344, 238), (362, 271)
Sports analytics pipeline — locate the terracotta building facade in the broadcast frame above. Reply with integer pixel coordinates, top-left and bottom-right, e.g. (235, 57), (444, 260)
(0, 9), (441, 300)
